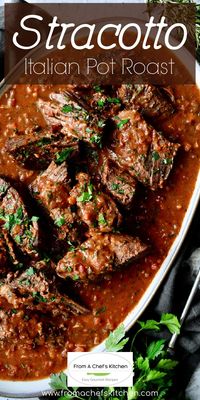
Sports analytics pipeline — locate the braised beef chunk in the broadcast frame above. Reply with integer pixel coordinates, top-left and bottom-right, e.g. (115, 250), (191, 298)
(89, 88), (121, 118)
(0, 179), (39, 258)
(6, 127), (79, 170)
(63, 85), (122, 118)
(30, 161), (79, 242)
(57, 232), (147, 281)
(0, 261), (88, 317)
(99, 155), (137, 207)
(118, 84), (175, 121)
(69, 172), (122, 232)
(38, 91), (105, 148)
(108, 110), (180, 189)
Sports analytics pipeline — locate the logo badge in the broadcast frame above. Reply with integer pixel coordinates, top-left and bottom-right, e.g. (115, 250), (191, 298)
(68, 352), (133, 387)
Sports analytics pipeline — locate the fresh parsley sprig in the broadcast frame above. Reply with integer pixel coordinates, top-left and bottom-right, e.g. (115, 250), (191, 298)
(105, 324), (129, 352)
(49, 313), (182, 400)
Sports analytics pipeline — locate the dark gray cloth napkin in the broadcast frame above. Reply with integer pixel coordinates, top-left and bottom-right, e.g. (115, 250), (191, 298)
(142, 203), (200, 400)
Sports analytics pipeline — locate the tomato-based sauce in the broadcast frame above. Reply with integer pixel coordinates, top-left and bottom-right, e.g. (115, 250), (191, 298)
(0, 83), (199, 380)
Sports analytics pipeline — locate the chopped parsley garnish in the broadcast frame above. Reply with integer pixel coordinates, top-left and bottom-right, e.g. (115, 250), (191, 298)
(152, 151), (160, 161)
(26, 267), (35, 276)
(77, 183), (93, 203)
(107, 97), (121, 104)
(2, 206), (24, 231)
(98, 213), (107, 226)
(97, 119), (106, 128)
(32, 292), (47, 303)
(55, 147), (74, 164)
(31, 216), (39, 222)
(61, 104), (73, 113)
(36, 137), (52, 147)
(93, 85), (103, 93)
(95, 306), (107, 315)
(90, 134), (102, 148)
(15, 234), (21, 244)
(55, 216), (65, 227)
(163, 158), (172, 165)
(117, 118), (130, 129)
(67, 240), (76, 252)
(97, 99), (105, 107)
(72, 274), (80, 281)
(86, 127), (93, 134)
(111, 183), (124, 195)
(10, 309), (17, 315)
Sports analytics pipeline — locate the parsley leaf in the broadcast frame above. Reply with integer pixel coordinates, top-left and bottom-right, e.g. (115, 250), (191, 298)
(146, 370), (167, 382)
(107, 97), (121, 104)
(50, 372), (68, 390)
(163, 158), (172, 165)
(93, 85), (103, 93)
(3, 206), (24, 231)
(26, 267), (35, 276)
(62, 105), (73, 113)
(72, 274), (80, 281)
(111, 183), (125, 195)
(152, 151), (160, 161)
(138, 315), (180, 335)
(55, 216), (66, 227)
(137, 319), (161, 331)
(90, 134), (102, 147)
(98, 213), (107, 226)
(146, 339), (165, 360)
(156, 359), (179, 370)
(31, 216), (39, 222)
(105, 324), (129, 352)
(32, 292), (47, 303)
(97, 99), (105, 107)
(14, 234), (21, 244)
(10, 309), (18, 315)
(55, 148), (74, 164)
(160, 313), (181, 334)
(77, 183), (93, 203)
(67, 240), (76, 252)
(117, 118), (130, 129)
(98, 119), (106, 128)
(136, 356), (149, 372)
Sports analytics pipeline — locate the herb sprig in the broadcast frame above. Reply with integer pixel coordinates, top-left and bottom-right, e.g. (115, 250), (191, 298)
(50, 313), (182, 400)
